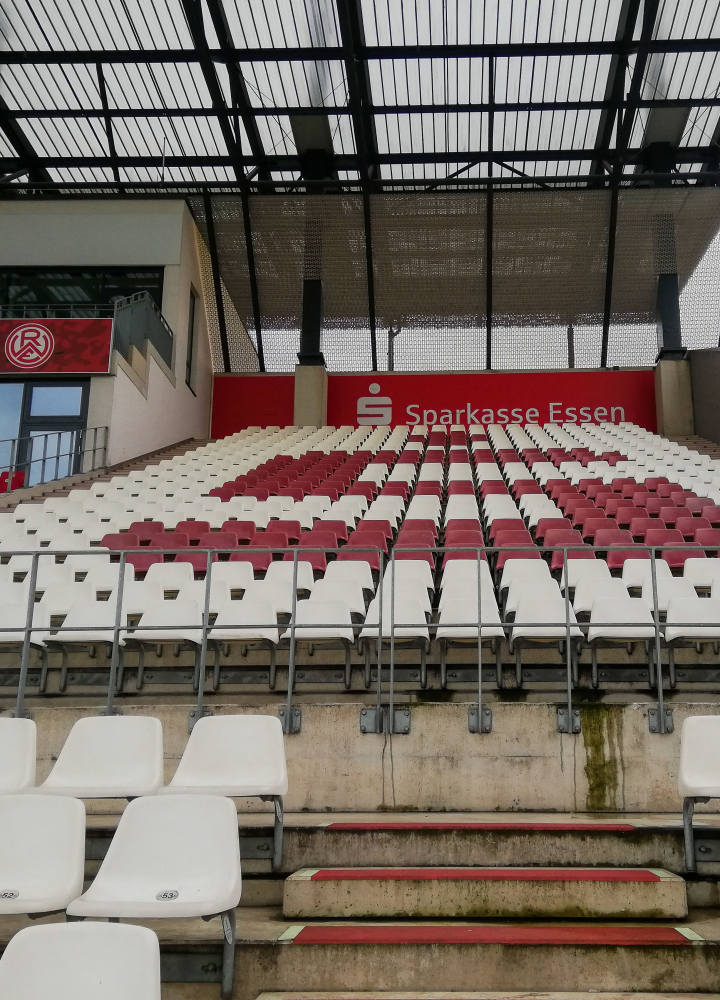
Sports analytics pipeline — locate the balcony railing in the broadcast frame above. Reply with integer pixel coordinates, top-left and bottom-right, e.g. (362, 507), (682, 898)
(1, 427), (108, 493)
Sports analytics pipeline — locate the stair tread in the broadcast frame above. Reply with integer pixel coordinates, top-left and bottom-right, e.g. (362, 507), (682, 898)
(290, 866), (680, 882)
(280, 923), (704, 945)
(323, 822), (639, 832)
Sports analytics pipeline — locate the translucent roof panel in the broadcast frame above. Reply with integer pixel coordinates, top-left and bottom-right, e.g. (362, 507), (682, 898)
(0, 0), (719, 191)
(361, 0), (626, 46)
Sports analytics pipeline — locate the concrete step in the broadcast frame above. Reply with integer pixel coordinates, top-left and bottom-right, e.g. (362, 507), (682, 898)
(257, 994), (713, 1000)
(283, 866), (687, 920)
(283, 819), (698, 872)
(237, 915), (720, 996)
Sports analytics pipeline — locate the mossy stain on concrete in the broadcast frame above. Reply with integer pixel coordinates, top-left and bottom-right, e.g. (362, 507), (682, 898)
(580, 703), (624, 812)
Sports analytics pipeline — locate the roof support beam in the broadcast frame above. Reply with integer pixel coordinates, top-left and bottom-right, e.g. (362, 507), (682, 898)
(6, 39), (720, 65)
(0, 96), (50, 185)
(203, 190), (232, 373)
(96, 63), (122, 189)
(600, 0), (660, 367)
(6, 169), (720, 194)
(178, 0), (242, 181)
(590, 0), (642, 182)
(203, 0), (270, 181)
(4, 145), (716, 170)
(336, 0), (380, 370)
(485, 59), (494, 371)
(240, 188), (266, 372)
(5, 98), (720, 120)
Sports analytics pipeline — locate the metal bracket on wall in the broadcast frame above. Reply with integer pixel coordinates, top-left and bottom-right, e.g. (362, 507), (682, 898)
(359, 706), (382, 733)
(359, 707), (411, 734)
(648, 707), (674, 733)
(188, 707), (211, 733)
(468, 706), (493, 733)
(278, 706), (302, 733)
(557, 707), (582, 734)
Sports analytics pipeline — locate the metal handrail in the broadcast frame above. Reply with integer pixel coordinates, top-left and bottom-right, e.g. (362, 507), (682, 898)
(1, 427), (108, 493)
(2, 540), (717, 729)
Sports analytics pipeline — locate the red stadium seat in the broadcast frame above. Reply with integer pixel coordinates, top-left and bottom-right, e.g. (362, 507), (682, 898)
(128, 521), (165, 545)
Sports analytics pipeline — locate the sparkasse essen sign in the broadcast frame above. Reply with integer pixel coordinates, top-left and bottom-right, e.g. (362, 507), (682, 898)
(328, 370), (657, 431)
(0, 318), (113, 375)
(211, 369), (657, 436)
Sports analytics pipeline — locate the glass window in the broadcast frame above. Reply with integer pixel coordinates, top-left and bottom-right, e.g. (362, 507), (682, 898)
(30, 385), (84, 417)
(0, 268), (164, 316)
(0, 382), (24, 472)
(0, 382), (23, 440)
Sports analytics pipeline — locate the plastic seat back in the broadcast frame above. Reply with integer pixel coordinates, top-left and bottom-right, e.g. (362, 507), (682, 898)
(0, 717), (36, 792)
(162, 714), (287, 796)
(36, 717), (164, 798)
(67, 795), (242, 918)
(0, 922), (161, 1000)
(679, 716), (720, 798)
(0, 795), (85, 914)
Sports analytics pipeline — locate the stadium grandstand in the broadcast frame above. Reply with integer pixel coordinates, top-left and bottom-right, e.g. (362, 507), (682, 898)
(3, 1), (720, 998)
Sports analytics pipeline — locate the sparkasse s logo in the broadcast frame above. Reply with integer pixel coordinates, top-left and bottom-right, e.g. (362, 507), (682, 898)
(357, 382), (392, 425)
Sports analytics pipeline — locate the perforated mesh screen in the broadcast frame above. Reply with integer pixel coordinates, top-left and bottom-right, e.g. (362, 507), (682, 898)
(194, 224), (259, 372)
(492, 190), (610, 369)
(370, 192), (487, 370)
(192, 189), (720, 373)
(607, 188), (720, 366)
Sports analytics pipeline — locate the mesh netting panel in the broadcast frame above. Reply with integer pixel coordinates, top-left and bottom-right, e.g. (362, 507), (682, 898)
(370, 192), (487, 371)
(681, 223), (720, 351)
(194, 225), (259, 372)
(609, 188), (720, 364)
(249, 195), (371, 372)
(189, 190), (720, 373)
(492, 190), (610, 369)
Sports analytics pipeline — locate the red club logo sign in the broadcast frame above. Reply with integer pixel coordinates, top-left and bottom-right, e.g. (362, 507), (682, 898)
(4, 322), (55, 369)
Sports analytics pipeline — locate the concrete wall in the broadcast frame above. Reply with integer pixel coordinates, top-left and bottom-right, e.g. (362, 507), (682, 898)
(690, 348), (720, 445)
(654, 359), (694, 437)
(22, 701), (720, 815)
(0, 200), (213, 466)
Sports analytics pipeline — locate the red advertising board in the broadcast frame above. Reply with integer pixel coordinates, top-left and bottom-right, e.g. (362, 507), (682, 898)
(328, 370), (657, 431)
(0, 318), (113, 375)
(212, 369), (657, 436)
(211, 374), (295, 438)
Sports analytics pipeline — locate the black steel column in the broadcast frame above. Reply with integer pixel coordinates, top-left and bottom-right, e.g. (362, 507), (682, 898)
(363, 192), (378, 371)
(203, 191), (231, 373)
(485, 59), (494, 371)
(96, 64), (121, 189)
(600, 184), (618, 368)
(240, 187), (266, 372)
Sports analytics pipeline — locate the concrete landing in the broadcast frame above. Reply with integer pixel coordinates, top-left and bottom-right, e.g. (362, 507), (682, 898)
(283, 866), (687, 920)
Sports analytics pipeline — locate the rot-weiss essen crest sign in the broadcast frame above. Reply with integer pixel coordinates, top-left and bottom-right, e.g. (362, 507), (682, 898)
(0, 318), (113, 375)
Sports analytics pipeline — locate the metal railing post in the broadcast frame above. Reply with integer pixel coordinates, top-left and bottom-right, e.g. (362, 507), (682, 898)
(389, 547), (396, 733)
(14, 551), (39, 719)
(376, 548), (384, 732)
(469, 545), (492, 733)
(190, 548), (214, 731)
(649, 547), (668, 733)
(559, 546), (580, 734)
(103, 550), (127, 716)
(283, 549), (300, 734)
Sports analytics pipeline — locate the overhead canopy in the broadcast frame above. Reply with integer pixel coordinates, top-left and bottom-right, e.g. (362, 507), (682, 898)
(3, 1), (720, 372)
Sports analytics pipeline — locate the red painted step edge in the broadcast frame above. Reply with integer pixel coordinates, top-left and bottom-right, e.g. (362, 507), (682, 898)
(326, 823), (637, 832)
(292, 925), (691, 946)
(309, 868), (661, 882)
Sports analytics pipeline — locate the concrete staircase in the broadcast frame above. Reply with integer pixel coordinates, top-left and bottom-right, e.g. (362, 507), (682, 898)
(236, 817), (718, 999)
